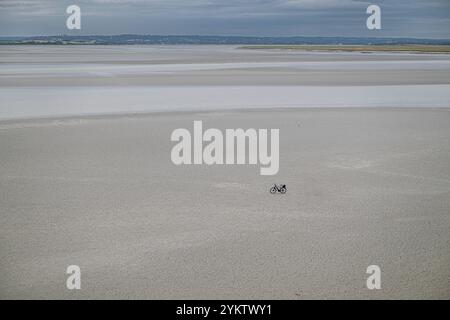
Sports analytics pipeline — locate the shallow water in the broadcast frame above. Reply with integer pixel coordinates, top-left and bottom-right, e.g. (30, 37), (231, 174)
(1, 45), (450, 120)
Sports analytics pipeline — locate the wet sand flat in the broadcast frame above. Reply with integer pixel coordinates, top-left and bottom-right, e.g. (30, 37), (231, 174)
(1, 45), (450, 88)
(0, 109), (450, 299)
(0, 45), (449, 299)
(1, 45), (450, 121)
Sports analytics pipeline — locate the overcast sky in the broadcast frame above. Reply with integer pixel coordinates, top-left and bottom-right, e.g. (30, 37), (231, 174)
(0, 0), (449, 38)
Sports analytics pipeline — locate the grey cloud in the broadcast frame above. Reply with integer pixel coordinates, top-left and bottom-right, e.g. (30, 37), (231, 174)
(0, 0), (449, 38)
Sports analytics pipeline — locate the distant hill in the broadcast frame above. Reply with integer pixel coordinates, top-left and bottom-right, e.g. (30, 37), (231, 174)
(1, 35), (450, 45)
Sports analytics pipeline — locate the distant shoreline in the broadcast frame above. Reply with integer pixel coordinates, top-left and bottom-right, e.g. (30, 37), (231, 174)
(238, 44), (450, 54)
(1, 35), (450, 46)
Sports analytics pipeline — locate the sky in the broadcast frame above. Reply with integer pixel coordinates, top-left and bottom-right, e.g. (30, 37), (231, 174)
(0, 0), (449, 38)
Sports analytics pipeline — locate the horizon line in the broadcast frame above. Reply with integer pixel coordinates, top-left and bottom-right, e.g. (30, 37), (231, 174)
(1, 34), (450, 41)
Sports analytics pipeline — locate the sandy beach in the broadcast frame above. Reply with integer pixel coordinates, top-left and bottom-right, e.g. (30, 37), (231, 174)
(0, 46), (449, 299)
